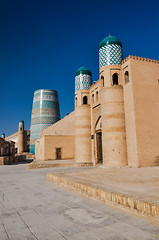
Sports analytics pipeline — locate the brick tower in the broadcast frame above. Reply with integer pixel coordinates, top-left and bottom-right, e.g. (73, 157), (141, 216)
(18, 120), (24, 154)
(75, 67), (92, 163)
(99, 36), (127, 166)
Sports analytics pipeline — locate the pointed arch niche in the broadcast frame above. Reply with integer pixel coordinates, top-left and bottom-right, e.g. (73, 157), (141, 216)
(94, 116), (103, 163)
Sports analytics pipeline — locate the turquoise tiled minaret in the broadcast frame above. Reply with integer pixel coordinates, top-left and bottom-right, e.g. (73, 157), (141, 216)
(30, 89), (60, 154)
(75, 66), (92, 91)
(99, 35), (123, 68)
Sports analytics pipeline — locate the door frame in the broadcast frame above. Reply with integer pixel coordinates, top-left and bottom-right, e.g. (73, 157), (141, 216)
(56, 148), (62, 160)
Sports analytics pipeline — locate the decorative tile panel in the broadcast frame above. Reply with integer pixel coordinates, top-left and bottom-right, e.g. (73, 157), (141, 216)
(99, 44), (123, 68)
(31, 116), (60, 124)
(33, 95), (58, 102)
(32, 108), (60, 116)
(75, 74), (92, 91)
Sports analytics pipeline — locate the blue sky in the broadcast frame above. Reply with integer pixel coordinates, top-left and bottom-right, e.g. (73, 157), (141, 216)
(1, 0), (159, 136)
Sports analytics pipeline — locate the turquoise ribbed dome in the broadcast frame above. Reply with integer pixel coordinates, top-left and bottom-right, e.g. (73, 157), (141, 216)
(99, 35), (122, 49)
(75, 66), (92, 77)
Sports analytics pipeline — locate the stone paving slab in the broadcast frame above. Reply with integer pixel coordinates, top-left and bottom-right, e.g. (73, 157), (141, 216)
(47, 166), (159, 220)
(1, 164), (159, 239)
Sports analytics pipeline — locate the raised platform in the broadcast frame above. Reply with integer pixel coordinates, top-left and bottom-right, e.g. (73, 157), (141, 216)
(29, 159), (93, 169)
(47, 166), (159, 222)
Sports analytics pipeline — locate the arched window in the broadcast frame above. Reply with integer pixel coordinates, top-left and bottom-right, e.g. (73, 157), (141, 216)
(96, 91), (98, 101)
(92, 94), (94, 103)
(101, 76), (104, 86)
(83, 96), (87, 104)
(113, 73), (118, 85)
(75, 97), (78, 107)
(125, 71), (129, 84)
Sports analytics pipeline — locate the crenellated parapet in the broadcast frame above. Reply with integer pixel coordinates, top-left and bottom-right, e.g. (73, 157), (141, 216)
(122, 55), (159, 64)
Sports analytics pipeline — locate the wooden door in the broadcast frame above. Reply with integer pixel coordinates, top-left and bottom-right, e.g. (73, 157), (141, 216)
(56, 148), (61, 160)
(96, 132), (103, 163)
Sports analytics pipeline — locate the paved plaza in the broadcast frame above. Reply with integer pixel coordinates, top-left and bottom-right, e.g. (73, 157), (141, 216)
(0, 164), (159, 240)
(47, 166), (159, 218)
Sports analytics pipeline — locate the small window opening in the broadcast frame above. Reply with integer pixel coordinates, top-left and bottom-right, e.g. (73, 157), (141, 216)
(20, 127), (22, 131)
(83, 96), (87, 104)
(75, 97), (78, 107)
(125, 71), (129, 84)
(101, 76), (104, 86)
(113, 73), (118, 85)
(92, 94), (94, 103)
(96, 91), (98, 101)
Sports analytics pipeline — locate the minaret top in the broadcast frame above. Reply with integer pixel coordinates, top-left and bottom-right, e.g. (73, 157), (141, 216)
(75, 66), (92, 77)
(19, 120), (24, 124)
(99, 35), (123, 68)
(99, 35), (122, 49)
(75, 66), (92, 92)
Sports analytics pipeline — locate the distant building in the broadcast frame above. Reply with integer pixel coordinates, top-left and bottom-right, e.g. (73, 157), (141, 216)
(5, 121), (30, 154)
(35, 111), (75, 160)
(0, 134), (15, 164)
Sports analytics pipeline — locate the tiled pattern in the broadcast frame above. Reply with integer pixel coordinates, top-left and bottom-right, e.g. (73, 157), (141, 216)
(34, 94), (58, 101)
(30, 89), (60, 154)
(32, 100), (60, 110)
(99, 44), (123, 68)
(31, 108), (60, 116)
(75, 74), (92, 91)
(29, 144), (35, 153)
(33, 108), (56, 115)
(31, 116), (59, 124)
